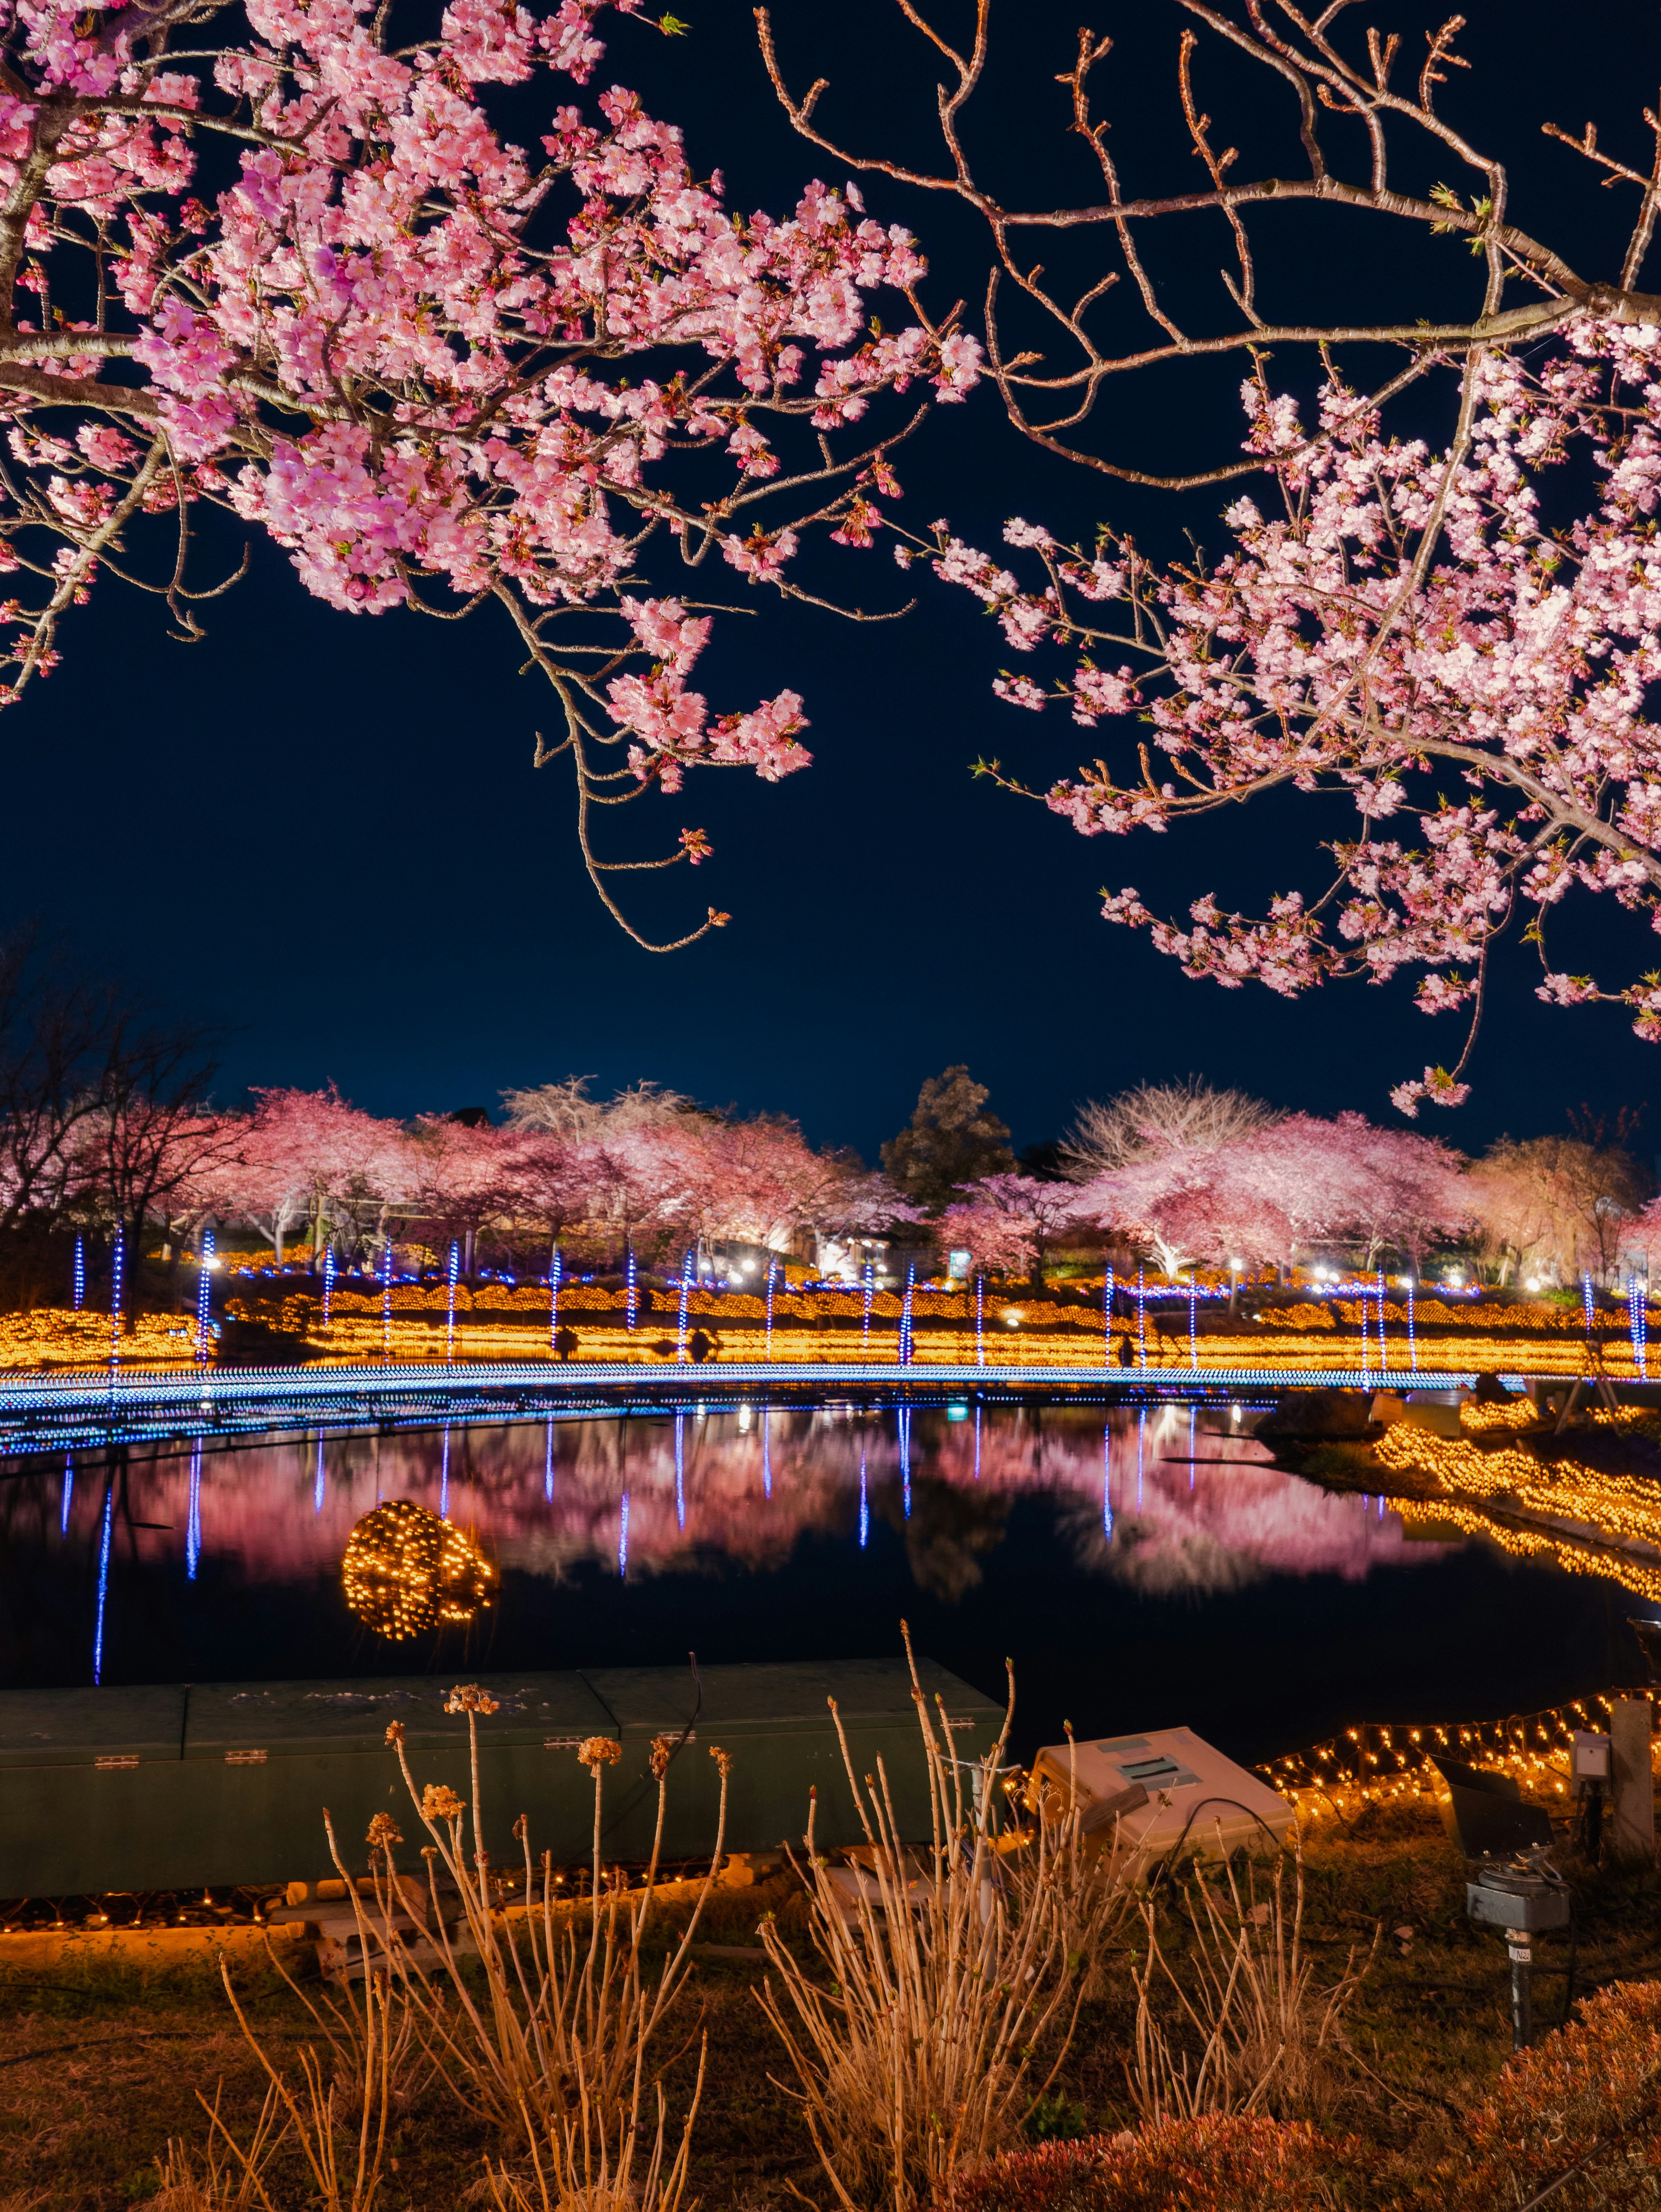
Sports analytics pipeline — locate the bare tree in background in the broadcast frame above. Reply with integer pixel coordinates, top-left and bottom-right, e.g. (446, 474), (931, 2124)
(1062, 1078), (1282, 1181)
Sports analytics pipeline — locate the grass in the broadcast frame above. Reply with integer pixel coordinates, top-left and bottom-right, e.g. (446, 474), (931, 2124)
(5, 1819), (1661, 2209)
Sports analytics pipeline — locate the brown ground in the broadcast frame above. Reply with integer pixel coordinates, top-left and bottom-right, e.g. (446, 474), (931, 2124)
(3, 1814), (1660, 2210)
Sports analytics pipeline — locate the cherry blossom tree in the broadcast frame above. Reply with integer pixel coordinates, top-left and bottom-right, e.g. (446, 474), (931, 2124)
(0, 0), (979, 948)
(225, 1086), (407, 1261)
(1073, 1110), (1468, 1278)
(405, 1113), (516, 1273)
(761, 1), (1661, 1102)
(938, 1170), (1081, 1282)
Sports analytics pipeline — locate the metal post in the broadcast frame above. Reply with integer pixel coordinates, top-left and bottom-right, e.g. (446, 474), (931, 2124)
(1506, 1928), (1533, 2051)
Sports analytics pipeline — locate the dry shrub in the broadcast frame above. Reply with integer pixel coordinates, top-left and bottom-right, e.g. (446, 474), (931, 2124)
(1447, 1979), (1661, 2209)
(380, 1688), (725, 2212)
(154, 1815), (424, 2212)
(1127, 1835), (1375, 2122)
(940, 2116), (1349, 2212)
(756, 1629), (1136, 2212)
(159, 1684), (725, 2212)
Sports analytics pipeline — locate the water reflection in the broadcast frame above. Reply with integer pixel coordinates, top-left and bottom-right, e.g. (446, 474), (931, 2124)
(6, 1404), (1446, 1658)
(6, 1402), (1652, 1763)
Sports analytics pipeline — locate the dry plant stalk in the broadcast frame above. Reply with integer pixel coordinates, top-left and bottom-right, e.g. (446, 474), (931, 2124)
(380, 1686), (728, 2212)
(756, 1627), (1132, 2212)
(1127, 1831), (1377, 2124)
(156, 1811), (420, 2212)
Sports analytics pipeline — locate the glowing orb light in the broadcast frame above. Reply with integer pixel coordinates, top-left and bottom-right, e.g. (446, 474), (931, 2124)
(341, 1499), (494, 1640)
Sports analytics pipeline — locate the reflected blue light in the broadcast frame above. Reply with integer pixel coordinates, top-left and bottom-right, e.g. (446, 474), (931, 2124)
(762, 1406), (772, 1500)
(61, 1451), (73, 1536)
(675, 1411), (686, 1530)
(974, 1403), (981, 1481)
(92, 1482), (113, 1684)
(1190, 1405), (1196, 1492)
(545, 1417), (555, 1503)
(618, 1492), (629, 1575)
(1136, 1409), (1145, 1511)
(314, 1434), (325, 1513)
(859, 1443), (868, 1548)
(440, 1424), (450, 1517)
(947, 1404), (967, 1422)
(1103, 1419), (1112, 1539)
(186, 1438), (202, 1580)
(899, 1405), (911, 1518)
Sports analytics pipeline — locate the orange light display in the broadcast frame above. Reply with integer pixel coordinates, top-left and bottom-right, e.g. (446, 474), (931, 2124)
(340, 1499), (494, 1640)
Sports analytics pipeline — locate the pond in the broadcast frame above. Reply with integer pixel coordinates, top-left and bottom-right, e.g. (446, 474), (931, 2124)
(0, 1401), (1645, 1767)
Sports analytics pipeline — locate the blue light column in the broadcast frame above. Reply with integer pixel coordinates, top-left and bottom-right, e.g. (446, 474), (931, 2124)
(765, 1260), (777, 1362)
(446, 1242), (460, 1364)
(549, 1246), (562, 1357)
(72, 1235), (84, 1312)
(901, 1264), (915, 1366)
(677, 1252), (693, 1361)
(196, 1230), (215, 1364)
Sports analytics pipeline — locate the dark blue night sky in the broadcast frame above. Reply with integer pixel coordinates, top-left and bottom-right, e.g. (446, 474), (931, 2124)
(13, 0), (1661, 1159)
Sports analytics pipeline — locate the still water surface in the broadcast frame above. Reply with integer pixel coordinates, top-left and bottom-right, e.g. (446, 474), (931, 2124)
(0, 1402), (1645, 1764)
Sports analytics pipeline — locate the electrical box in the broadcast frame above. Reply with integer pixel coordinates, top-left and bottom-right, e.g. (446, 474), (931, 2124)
(1028, 1726), (1292, 1860)
(1466, 1868), (1572, 1934)
(1571, 1730), (1611, 1783)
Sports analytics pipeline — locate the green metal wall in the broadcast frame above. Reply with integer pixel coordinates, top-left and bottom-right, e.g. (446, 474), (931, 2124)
(0, 1660), (1005, 1897)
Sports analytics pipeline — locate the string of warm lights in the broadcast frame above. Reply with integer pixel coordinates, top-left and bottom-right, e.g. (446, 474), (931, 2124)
(1261, 1687), (1661, 1821)
(340, 1499), (494, 1640)
(0, 1310), (202, 1371)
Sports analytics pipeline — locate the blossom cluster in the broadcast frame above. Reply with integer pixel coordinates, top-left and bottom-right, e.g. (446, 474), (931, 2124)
(922, 332), (1661, 1103)
(0, 0), (980, 932)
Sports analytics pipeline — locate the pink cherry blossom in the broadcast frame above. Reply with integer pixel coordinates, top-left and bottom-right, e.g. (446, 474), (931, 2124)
(0, 0), (979, 949)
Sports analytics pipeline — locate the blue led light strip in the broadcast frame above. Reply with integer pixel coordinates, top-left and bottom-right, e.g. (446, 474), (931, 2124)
(862, 1258), (874, 1354)
(382, 1236), (394, 1362)
(626, 1245), (638, 1333)
(323, 1245), (336, 1332)
(108, 1226), (123, 1385)
(196, 1229), (215, 1364)
(72, 1234), (84, 1313)
(549, 1246), (562, 1357)
(446, 1242), (460, 1364)
(901, 1264), (915, 1367)
(765, 1260), (777, 1361)
(677, 1252), (693, 1363)
(1103, 1267), (1114, 1366)
(975, 1274), (985, 1367)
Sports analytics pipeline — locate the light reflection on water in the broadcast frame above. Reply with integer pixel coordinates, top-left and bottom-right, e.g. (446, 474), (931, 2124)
(0, 1403), (1645, 1763)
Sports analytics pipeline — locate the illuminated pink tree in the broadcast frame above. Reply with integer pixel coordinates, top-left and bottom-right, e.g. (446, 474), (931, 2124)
(938, 1172), (1081, 1283)
(1075, 1113), (1468, 1277)
(227, 1087), (407, 1262)
(762, 3), (1661, 1098)
(0, 0), (979, 948)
